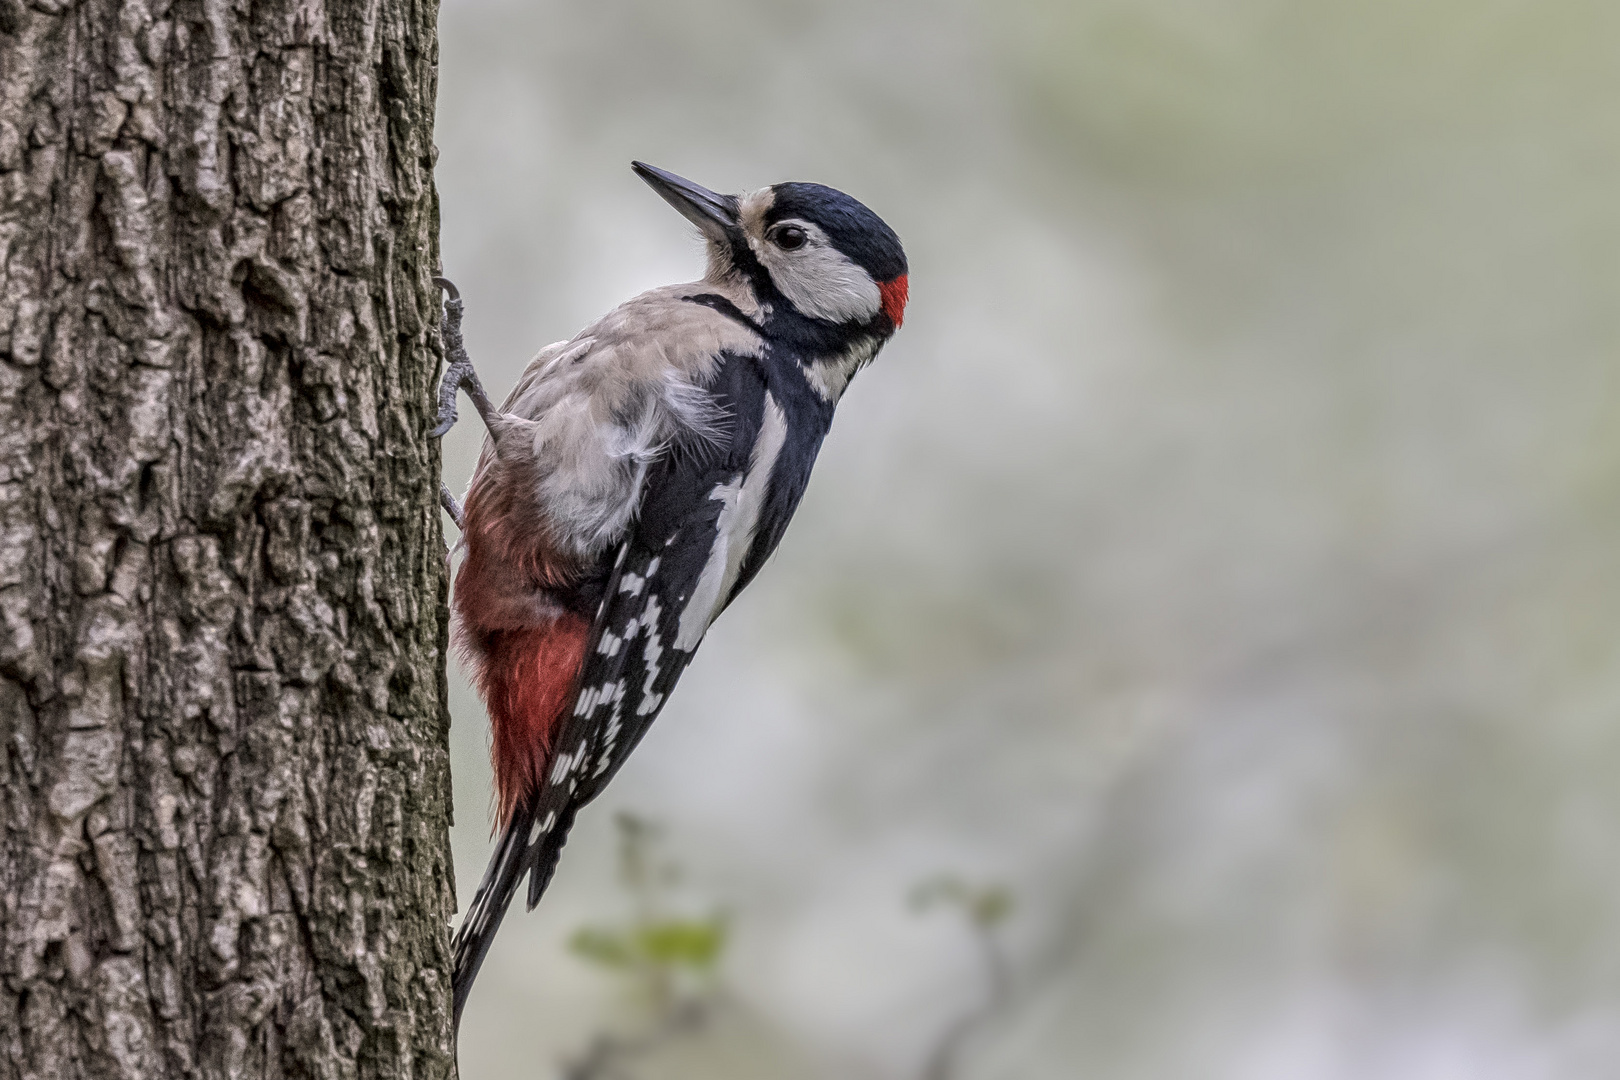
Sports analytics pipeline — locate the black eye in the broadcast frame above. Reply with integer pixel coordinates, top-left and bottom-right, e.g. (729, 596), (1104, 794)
(773, 225), (807, 250)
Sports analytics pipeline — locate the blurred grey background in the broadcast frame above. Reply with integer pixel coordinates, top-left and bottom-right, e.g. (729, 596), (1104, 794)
(434, 1), (1620, 1077)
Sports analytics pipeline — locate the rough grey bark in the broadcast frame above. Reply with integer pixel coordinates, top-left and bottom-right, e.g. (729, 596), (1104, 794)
(0, 0), (456, 1077)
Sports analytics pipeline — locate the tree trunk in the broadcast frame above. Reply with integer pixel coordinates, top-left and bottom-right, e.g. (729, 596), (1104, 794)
(0, 0), (456, 1076)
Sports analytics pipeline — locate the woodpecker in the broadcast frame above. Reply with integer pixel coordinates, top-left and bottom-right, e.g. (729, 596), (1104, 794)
(432, 162), (907, 1030)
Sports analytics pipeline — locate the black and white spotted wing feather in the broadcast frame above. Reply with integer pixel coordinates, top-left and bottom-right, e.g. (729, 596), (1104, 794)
(450, 349), (823, 1030)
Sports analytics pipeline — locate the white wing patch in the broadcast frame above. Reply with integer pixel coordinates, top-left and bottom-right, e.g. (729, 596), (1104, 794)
(637, 593), (667, 716)
(675, 392), (790, 650)
(574, 679), (625, 717)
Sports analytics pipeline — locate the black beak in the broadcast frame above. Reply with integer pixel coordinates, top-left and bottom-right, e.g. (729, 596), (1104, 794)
(632, 161), (739, 242)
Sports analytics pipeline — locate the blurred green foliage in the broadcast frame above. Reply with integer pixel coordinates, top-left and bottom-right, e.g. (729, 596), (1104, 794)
(567, 814), (729, 1005)
(909, 876), (1015, 932)
(569, 922), (727, 974)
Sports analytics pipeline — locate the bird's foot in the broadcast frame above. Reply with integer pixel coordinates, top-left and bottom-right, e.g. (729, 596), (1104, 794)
(429, 276), (498, 438)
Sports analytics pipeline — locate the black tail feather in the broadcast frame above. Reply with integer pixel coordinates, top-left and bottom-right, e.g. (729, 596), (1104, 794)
(451, 799), (577, 1034)
(527, 806), (577, 911)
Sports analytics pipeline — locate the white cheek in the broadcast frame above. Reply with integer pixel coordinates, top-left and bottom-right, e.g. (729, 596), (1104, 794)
(760, 242), (882, 324)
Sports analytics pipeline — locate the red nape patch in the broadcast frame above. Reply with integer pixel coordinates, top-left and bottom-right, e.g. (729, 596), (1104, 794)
(477, 614), (591, 828)
(879, 274), (908, 328)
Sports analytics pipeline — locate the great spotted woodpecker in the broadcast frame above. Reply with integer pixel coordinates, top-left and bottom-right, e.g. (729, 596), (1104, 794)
(432, 162), (907, 1029)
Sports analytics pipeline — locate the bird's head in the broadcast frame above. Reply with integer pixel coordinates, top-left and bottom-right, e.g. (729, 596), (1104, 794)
(632, 162), (908, 337)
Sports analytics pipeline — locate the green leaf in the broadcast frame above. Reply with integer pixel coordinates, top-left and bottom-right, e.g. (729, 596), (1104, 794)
(634, 918), (727, 971)
(971, 888), (1014, 928)
(568, 927), (637, 969)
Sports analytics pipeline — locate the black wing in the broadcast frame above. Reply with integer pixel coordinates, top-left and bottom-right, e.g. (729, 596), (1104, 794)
(451, 352), (779, 1030)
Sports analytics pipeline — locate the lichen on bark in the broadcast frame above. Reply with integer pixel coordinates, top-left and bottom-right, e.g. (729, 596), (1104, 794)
(0, 0), (457, 1076)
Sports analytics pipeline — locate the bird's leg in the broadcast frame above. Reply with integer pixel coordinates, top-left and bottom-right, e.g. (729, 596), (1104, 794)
(440, 484), (465, 531)
(430, 276), (500, 439)
(440, 484), (465, 565)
